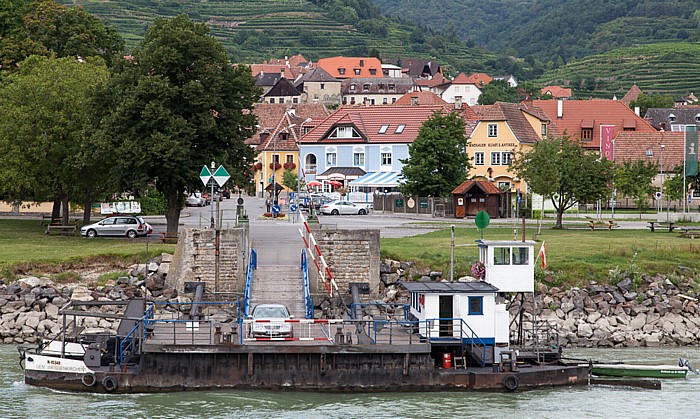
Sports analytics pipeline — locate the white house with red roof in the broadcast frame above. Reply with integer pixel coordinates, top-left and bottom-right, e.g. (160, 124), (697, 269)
(298, 105), (453, 192)
(438, 73), (482, 107)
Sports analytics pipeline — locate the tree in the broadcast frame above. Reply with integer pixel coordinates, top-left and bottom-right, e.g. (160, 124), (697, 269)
(400, 111), (470, 197)
(614, 159), (658, 218)
(630, 93), (674, 117)
(477, 79), (519, 105)
(665, 164), (699, 204)
(0, 55), (109, 223)
(282, 169), (299, 192)
(511, 135), (613, 228)
(94, 15), (260, 234)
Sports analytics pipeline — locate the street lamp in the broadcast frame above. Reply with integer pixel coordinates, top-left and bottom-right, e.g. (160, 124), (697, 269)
(611, 139), (615, 221)
(660, 144), (665, 220)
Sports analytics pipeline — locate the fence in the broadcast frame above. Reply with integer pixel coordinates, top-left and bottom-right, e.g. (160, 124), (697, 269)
(372, 194), (454, 217)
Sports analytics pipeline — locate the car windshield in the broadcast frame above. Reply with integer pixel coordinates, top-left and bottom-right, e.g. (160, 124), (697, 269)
(253, 306), (289, 318)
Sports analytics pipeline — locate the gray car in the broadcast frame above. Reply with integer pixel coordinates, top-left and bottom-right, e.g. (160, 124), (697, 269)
(80, 216), (150, 238)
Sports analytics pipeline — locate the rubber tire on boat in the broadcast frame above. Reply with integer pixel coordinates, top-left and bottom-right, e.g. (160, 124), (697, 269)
(81, 373), (96, 387)
(503, 374), (519, 391)
(102, 375), (118, 392)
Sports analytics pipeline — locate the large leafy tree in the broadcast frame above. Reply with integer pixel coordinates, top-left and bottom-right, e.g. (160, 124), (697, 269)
(477, 80), (519, 105)
(631, 93), (674, 117)
(400, 110), (470, 197)
(94, 15), (260, 234)
(512, 135), (613, 228)
(0, 55), (109, 223)
(614, 159), (658, 218)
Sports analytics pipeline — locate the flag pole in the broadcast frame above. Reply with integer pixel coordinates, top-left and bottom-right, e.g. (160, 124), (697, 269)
(684, 127), (687, 214)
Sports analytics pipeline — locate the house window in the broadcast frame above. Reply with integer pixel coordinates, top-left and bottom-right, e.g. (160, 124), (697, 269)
(541, 124), (547, 137)
(388, 83), (395, 90)
(512, 247), (529, 265)
(395, 124), (406, 134)
(269, 98), (275, 104)
(383, 98), (388, 105)
(338, 68), (345, 75)
(279, 97), (284, 104)
(491, 152), (501, 165)
(488, 124), (498, 137)
(350, 84), (356, 91)
(498, 181), (511, 190)
(669, 114), (676, 122)
(694, 189), (700, 198)
(286, 155), (294, 164)
(392, 98), (396, 103)
(354, 69), (361, 75)
(314, 94), (319, 101)
(305, 154), (317, 174)
(331, 126), (361, 138)
(502, 152), (512, 165)
(354, 152), (365, 166)
(455, 86), (460, 93)
(581, 128), (593, 141)
(293, 98), (298, 104)
(468, 297), (483, 315)
(363, 83), (370, 91)
(320, 83), (325, 90)
(381, 152), (392, 165)
(378, 124), (389, 134)
(474, 152), (485, 166)
(326, 153), (337, 166)
(272, 154), (280, 164)
(493, 247), (510, 265)
(378, 83), (385, 90)
(369, 68), (376, 75)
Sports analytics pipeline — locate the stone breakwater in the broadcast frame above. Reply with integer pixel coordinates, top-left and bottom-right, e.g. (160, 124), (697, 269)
(0, 254), (178, 345)
(379, 259), (700, 348)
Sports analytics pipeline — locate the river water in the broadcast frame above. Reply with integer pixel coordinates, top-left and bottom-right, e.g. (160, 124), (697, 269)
(1, 345), (698, 418)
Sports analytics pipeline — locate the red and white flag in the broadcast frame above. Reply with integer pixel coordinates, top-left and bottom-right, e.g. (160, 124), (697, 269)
(538, 241), (547, 271)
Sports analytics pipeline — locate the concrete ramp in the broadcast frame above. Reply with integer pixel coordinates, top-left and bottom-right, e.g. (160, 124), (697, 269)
(249, 265), (306, 318)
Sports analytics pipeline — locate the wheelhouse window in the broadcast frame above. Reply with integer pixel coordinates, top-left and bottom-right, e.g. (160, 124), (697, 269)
(493, 247), (510, 265)
(468, 297), (483, 315)
(474, 152), (485, 166)
(488, 124), (498, 137)
(512, 247), (529, 265)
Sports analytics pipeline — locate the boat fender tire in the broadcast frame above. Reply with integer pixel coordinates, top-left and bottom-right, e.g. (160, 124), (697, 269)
(81, 373), (96, 387)
(503, 374), (519, 391)
(102, 376), (118, 392)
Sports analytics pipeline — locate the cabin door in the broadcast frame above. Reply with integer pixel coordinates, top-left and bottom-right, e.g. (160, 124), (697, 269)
(439, 295), (454, 337)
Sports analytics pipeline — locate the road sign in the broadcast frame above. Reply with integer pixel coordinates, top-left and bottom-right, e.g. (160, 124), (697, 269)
(290, 204), (298, 212)
(655, 191), (662, 199)
(212, 165), (230, 187)
(272, 205), (280, 214)
(475, 211), (490, 229)
(199, 166), (212, 186)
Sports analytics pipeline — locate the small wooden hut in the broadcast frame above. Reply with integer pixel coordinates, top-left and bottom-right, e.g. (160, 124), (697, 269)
(451, 180), (501, 218)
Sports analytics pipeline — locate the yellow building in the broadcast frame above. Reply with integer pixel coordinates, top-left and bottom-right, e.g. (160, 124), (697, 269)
(467, 102), (550, 193)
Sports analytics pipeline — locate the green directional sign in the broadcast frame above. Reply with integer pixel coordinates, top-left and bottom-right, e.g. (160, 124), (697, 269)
(212, 165), (230, 187)
(200, 165), (212, 186)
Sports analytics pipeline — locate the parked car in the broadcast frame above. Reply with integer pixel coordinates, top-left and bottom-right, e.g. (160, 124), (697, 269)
(220, 188), (231, 199)
(81, 215), (151, 238)
(319, 200), (369, 215)
(186, 193), (206, 207)
(300, 194), (333, 212)
(249, 304), (293, 338)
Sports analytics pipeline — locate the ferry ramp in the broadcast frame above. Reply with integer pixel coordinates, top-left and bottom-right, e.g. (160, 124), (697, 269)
(248, 218), (306, 318)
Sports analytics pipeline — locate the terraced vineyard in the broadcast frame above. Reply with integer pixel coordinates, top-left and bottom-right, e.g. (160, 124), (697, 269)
(57, 0), (493, 67)
(538, 43), (700, 98)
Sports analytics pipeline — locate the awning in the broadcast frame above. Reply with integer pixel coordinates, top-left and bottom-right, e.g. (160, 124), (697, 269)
(316, 167), (366, 181)
(350, 172), (403, 187)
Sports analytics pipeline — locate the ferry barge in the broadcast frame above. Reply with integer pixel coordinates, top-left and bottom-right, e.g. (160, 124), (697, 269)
(20, 240), (589, 393)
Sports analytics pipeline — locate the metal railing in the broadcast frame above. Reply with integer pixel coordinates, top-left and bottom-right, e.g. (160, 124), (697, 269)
(301, 249), (313, 319)
(424, 318), (490, 367)
(243, 248), (256, 317)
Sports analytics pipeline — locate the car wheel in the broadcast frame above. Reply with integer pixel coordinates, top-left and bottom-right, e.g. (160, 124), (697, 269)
(126, 230), (137, 239)
(358, 209), (366, 215)
(331, 209), (339, 215)
(86, 229), (97, 238)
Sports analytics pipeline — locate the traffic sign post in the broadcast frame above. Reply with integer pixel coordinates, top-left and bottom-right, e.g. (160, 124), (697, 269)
(201, 163), (230, 229)
(272, 204), (281, 214)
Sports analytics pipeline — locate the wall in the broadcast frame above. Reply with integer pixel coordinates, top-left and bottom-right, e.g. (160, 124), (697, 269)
(167, 228), (246, 295)
(308, 227), (380, 299)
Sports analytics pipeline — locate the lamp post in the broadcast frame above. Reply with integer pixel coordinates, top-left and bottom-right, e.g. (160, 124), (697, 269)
(660, 144), (665, 220)
(210, 160), (216, 228)
(611, 139), (615, 221)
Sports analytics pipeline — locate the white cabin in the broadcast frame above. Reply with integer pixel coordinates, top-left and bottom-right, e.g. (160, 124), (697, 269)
(477, 240), (535, 293)
(401, 281), (509, 346)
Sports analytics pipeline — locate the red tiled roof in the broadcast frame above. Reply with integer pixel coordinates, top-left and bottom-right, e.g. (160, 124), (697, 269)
(472, 102), (544, 144)
(316, 56), (383, 79)
(612, 131), (684, 168)
(452, 179), (501, 195)
(540, 86), (572, 99)
(531, 99), (657, 149)
(393, 91), (448, 106)
(467, 73), (492, 86)
(451, 72), (477, 85)
(299, 105), (453, 144)
(251, 103), (331, 149)
(621, 84), (643, 106)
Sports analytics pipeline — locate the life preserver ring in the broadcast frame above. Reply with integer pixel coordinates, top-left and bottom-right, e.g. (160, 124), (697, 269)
(503, 374), (519, 391)
(102, 376), (118, 392)
(81, 373), (96, 387)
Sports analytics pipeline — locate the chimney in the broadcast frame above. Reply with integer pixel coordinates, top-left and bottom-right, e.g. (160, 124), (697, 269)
(454, 97), (463, 109)
(634, 106), (640, 116)
(411, 97), (418, 106)
(557, 99), (563, 119)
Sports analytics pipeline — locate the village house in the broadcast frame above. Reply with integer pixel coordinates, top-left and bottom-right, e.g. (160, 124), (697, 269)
(644, 107), (700, 132)
(437, 73), (482, 107)
(393, 91), (448, 106)
(315, 56), (383, 80)
(399, 58), (442, 79)
(261, 77), (302, 105)
(294, 66), (342, 106)
(340, 77), (415, 106)
(540, 85), (572, 100)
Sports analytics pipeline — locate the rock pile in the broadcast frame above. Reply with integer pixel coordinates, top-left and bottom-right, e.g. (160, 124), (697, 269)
(0, 254), (179, 344)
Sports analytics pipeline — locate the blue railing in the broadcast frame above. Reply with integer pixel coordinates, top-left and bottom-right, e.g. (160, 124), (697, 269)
(348, 303), (410, 320)
(301, 249), (313, 319)
(243, 248), (257, 318)
(118, 304), (155, 365)
(425, 318), (490, 367)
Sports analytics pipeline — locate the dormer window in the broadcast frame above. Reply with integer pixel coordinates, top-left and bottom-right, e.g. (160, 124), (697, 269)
(695, 113), (700, 122)
(338, 68), (345, 75)
(329, 126), (362, 139)
(669, 113), (676, 122)
(354, 69), (361, 75)
(369, 68), (377, 75)
(395, 124), (406, 134)
(388, 83), (395, 90)
(350, 84), (356, 91)
(378, 83), (385, 90)
(359, 60), (364, 67)
(363, 83), (370, 91)
(378, 124), (389, 134)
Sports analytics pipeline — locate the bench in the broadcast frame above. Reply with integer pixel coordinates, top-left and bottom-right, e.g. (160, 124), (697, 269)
(588, 220), (619, 230)
(161, 232), (179, 244)
(45, 224), (77, 236)
(40, 215), (61, 227)
(678, 226), (700, 238)
(647, 221), (675, 232)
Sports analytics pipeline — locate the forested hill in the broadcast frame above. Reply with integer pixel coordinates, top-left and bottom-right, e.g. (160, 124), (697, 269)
(371, 0), (700, 63)
(55, 0), (506, 74)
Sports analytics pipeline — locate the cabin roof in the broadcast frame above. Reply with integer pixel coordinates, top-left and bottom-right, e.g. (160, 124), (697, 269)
(399, 281), (499, 293)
